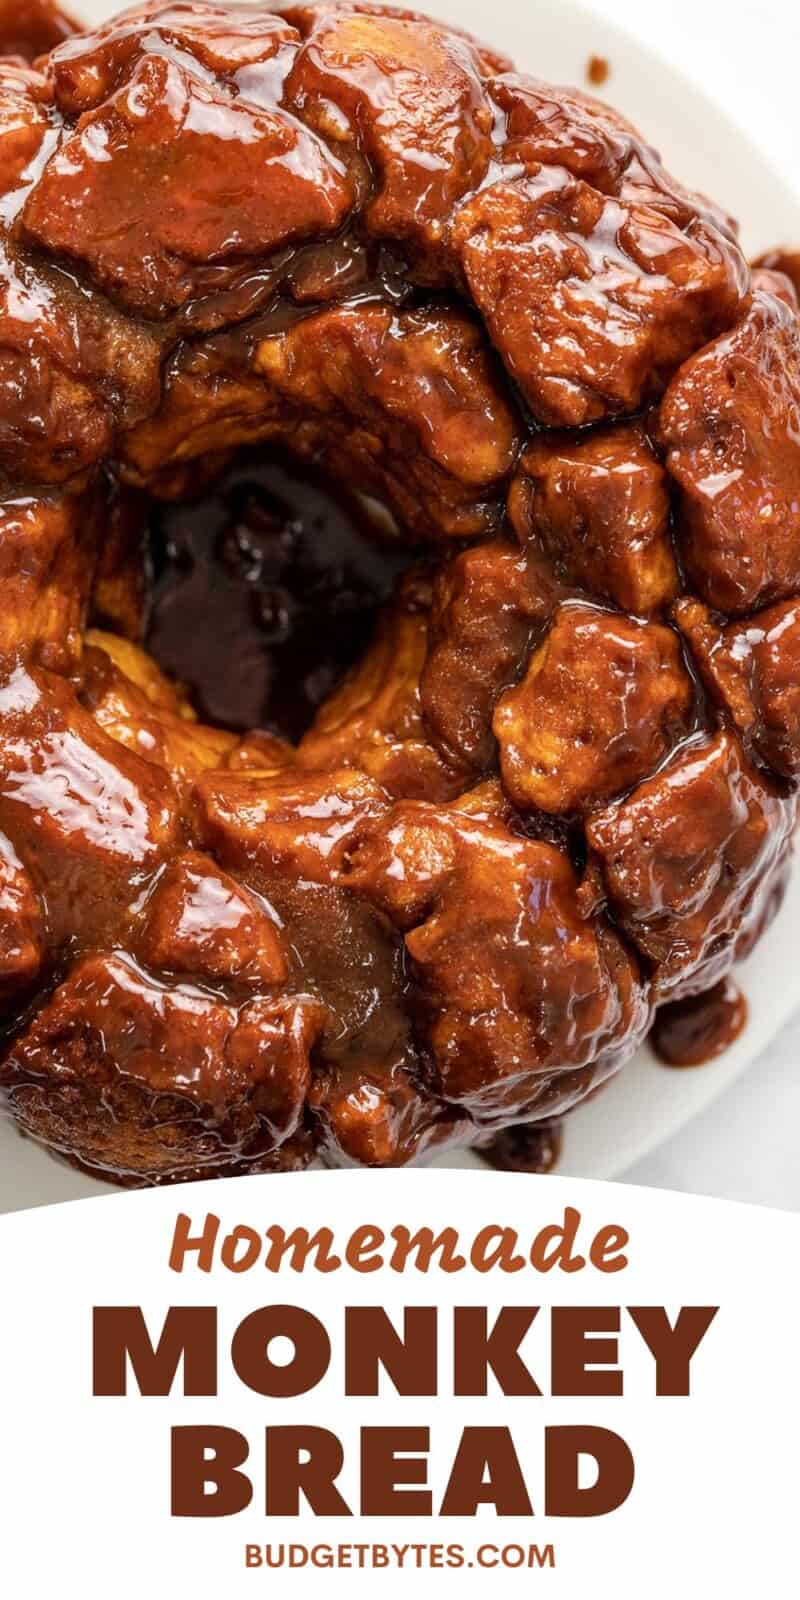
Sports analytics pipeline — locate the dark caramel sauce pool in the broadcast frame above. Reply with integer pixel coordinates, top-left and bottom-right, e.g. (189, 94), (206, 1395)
(650, 979), (748, 1068)
(483, 1120), (564, 1174)
(146, 452), (411, 742)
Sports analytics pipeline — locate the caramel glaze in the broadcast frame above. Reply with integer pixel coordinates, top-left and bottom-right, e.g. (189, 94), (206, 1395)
(753, 249), (800, 304)
(0, 3), (796, 1186)
(650, 979), (748, 1069)
(0, 1), (76, 62)
(586, 56), (610, 87)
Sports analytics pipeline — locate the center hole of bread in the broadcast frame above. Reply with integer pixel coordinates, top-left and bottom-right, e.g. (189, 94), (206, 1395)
(143, 449), (410, 743)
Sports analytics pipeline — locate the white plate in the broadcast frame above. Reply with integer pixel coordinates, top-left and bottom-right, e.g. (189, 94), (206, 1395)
(1, 0), (799, 1210)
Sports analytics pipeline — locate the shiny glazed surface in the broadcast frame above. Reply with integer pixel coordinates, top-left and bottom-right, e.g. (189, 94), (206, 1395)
(0, 1), (797, 1185)
(650, 979), (749, 1069)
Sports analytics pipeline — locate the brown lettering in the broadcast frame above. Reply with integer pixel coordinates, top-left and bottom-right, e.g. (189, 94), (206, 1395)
(545, 1426), (634, 1516)
(345, 1307), (437, 1396)
(266, 1427), (351, 1516)
(344, 1226), (385, 1272)
(93, 1306), (216, 1396)
(627, 1306), (718, 1395)
(169, 1214), (220, 1273)
(551, 1307), (622, 1396)
(441, 1428), (533, 1516)
(263, 1228), (342, 1274)
(529, 1208), (586, 1273)
(470, 1227), (526, 1273)
(361, 1428), (432, 1515)
(232, 1305), (330, 1398)
(589, 1225), (629, 1273)
(220, 1226), (262, 1273)
(454, 1306), (540, 1396)
(171, 1426), (252, 1516)
(388, 1228), (467, 1274)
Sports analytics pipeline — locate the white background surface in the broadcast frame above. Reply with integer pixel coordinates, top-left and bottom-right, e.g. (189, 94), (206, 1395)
(579, 0), (800, 1207)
